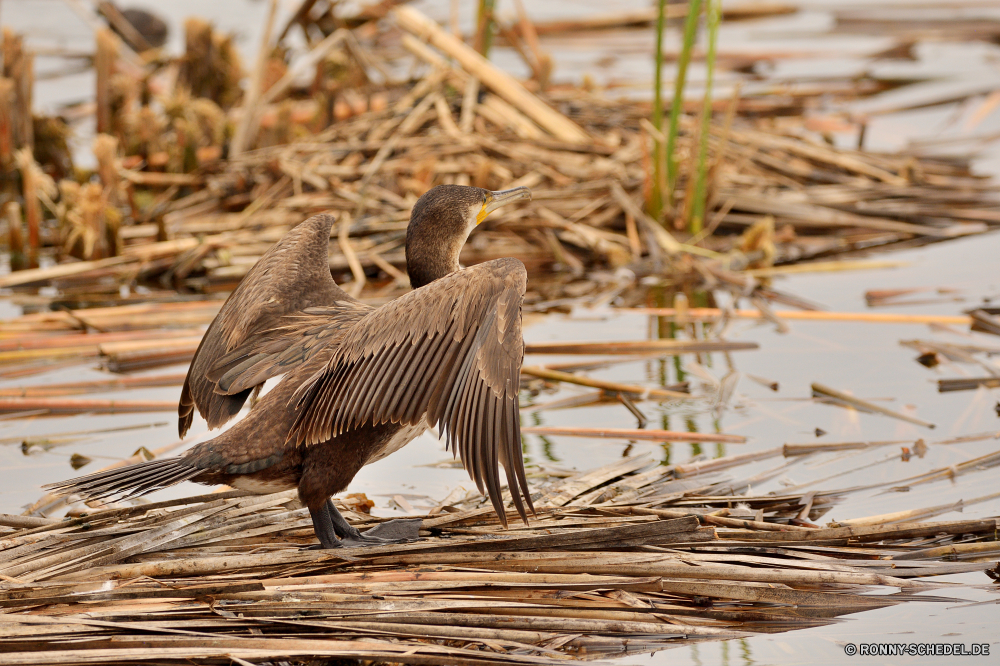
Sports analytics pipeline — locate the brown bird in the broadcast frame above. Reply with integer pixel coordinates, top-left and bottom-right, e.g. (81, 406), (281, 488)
(45, 185), (534, 548)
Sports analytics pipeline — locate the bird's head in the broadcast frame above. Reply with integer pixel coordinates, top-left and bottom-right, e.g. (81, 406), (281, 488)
(405, 185), (531, 288)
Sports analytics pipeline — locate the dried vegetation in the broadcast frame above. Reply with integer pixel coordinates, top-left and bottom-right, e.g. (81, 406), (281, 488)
(0, 2), (997, 311)
(2, 455), (999, 664)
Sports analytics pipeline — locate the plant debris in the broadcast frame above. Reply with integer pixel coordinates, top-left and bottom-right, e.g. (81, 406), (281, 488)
(1, 455), (996, 664)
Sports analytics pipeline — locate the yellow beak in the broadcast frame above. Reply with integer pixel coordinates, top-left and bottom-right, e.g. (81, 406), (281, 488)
(476, 186), (532, 225)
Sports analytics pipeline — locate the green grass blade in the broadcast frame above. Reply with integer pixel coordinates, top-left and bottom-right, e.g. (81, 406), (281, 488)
(689, 0), (721, 234)
(665, 0), (703, 211)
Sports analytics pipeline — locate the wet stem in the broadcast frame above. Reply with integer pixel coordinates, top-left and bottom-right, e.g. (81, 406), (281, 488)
(474, 0), (497, 57)
(652, 0), (719, 234)
(689, 0), (721, 235)
(650, 0), (668, 221)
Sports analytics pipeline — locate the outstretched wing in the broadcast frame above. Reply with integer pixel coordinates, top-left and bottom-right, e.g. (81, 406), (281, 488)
(205, 302), (373, 397)
(290, 257), (532, 525)
(179, 213), (351, 437)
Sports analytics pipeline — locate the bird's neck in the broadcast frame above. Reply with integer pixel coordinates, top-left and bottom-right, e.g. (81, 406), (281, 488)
(405, 243), (461, 290)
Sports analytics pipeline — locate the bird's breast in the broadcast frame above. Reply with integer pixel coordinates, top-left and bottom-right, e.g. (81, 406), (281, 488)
(365, 420), (429, 465)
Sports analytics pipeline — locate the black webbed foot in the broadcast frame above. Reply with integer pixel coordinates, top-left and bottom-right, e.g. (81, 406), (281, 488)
(308, 499), (421, 549)
(360, 517), (422, 543)
(335, 535), (398, 548)
(328, 499), (422, 545)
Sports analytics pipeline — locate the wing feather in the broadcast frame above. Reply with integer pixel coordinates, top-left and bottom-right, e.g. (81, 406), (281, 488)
(179, 214), (351, 437)
(289, 258), (532, 525)
(391, 329), (448, 420)
(370, 341), (412, 421)
(463, 376), (486, 494)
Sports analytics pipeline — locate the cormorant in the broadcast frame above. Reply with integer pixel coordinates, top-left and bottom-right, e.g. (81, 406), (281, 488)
(45, 185), (534, 548)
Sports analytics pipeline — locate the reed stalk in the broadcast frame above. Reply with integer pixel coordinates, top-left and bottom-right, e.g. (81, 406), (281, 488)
(649, 0), (667, 220)
(688, 0), (720, 234)
(521, 425), (744, 444)
(474, 0), (496, 57)
(5, 201), (25, 272)
(520, 365), (691, 399)
(664, 0), (703, 209)
(95, 29), (117, 136)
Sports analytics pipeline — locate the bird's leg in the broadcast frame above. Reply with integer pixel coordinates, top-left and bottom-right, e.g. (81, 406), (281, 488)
(324, 498), (413, 546)
(326, 498), (364, 540)
(308, 502), (343, 549)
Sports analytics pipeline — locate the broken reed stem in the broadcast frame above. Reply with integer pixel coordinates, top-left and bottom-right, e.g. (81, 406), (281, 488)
(521, 425), (744, 443)
(830, 499), (972, 527)
(665, 0), (702, 207)
(690, 82), (741, 244)
(782, 440), (909, 457)
(230, 0), (279, 157)
(512, 0), (550, 89)
(525, 339), (756, 354)
(632, 506), (811, 532)
(95, 29), (117, 136)
(0, 513), (56, 528)
(938, 377), (1000, 392)
(521, 365), (689, 400)
(811, 382), (935, 429)
(338, 212), (366, 298)
(473, 0), (497, 57)
(0, 372), (186, 397)
(688, 0), (720, 234)
(0, 32), (36, 266)
(0, 78), (15, 172)
(97, 1), (152, 52)
(393, 6), (589, 143)
(0, 398), (176, 415)
(18, 151), (39, 263)
(460, 76), (479, 133)
(625, 307), (972, 325)
(5, 201), (25, 272)
(2, 28), (33, 154)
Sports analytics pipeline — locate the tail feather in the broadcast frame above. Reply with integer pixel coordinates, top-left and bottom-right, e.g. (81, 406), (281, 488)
(49, 460), (176, 496)
(43, 458), (203, 503)
(60, 460), (174, 491)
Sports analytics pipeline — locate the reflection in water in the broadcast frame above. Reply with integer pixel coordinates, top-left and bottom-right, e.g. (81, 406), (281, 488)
(690, 440), (703, 458)
(660, 413), (672, 464)
(649, 287), (740, 456)
(525, 411), (560, 463)
(650, 287), (736, 465)
(684, 637), (757, 666)
(673, 353), (685, 388)
(538, 436), (559, 462)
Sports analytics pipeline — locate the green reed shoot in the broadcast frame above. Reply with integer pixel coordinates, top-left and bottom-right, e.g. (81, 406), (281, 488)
(664, 0), (703, 213)
(688, 0), (720, 234)
(474, 0), (497, 57)
(650, 0), (668, 221)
